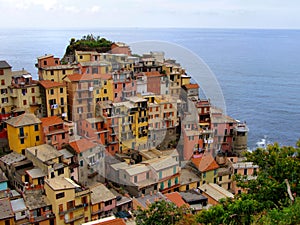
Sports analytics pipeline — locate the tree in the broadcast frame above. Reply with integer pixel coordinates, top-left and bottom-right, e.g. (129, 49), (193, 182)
(135, 200), (188, 225)
(195, 141), (300, 225)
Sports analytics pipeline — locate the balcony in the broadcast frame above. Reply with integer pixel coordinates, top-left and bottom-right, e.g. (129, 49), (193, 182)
(64, 213), (84, 223)
(18, 133), (28, 138)
(59, 203), (88, 215)
(30, 213), (55, 223)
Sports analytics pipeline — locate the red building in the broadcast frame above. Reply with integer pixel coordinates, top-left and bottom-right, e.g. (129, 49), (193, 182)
(144, 71), (162, 94)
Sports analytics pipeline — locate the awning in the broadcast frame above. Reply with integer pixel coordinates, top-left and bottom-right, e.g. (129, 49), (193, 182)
(22, 74), (32, 78)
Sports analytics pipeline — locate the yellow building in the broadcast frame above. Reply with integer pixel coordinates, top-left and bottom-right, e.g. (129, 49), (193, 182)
(44, 177), (91, 225)
(39, 65), (75, 82)
(0, 61), (13, 115)
(94, 74), (114, 103)
(6, 113), (43, 155)
(39, 80), (68, 120)
(112, 101), (135, 154)
(9, 70), (41, 114)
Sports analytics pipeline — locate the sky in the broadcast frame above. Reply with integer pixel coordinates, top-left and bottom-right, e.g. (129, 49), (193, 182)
(0, 0), (299, 29)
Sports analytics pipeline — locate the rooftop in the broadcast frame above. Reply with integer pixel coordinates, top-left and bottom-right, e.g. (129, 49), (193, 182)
(85, 117), (104, 124)
(191, 152), (219, 172)
(23, 189), (51, 210)
(45, 177), (79, 191)
(59, 149), (74, 159)
(143, 156), (178, 171)
(144, 71), (161, 77)
(40, 115), (64, 127)
(6, 113), (41, 127)
(10, 198), (27, 213)
(0, 152), (26, 166)
(90, 183), (116, 205)
(180, 168), (200, 185)
(26, 144), (63, 162)
(12, 69), (31, 77)
(125, 96), (147, 103)
(179, 190), (208, 203)
(199, 183), (234, 201)
(39, 80), (66, 89)
(0, 61), (11, 69)
(164, 192), (189, 208)
(184, 83), (200, 89)
(124, 164), (150, 176)
(134, 192), (166, 208)
(37, 54), (54, 60)
(26, 167), (46, 179)
(69, 138), (97, 153)
(0, 198), (14, 219)
(232, 162), (258, 169)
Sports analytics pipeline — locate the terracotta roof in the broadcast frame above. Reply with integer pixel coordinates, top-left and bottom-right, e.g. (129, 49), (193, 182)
(69, 138), (97, 153)
(144, 71), (161, 77)
(37, 54), (54, 60)
(165, 192), (189, 208)
(40, 116), (64, 127)
(191, 152), (219, 172)
(6, 113), (41, 127)
(184, 83), (199, 89)
(97, 218), (126, 225)
(39, 80), (65, 89)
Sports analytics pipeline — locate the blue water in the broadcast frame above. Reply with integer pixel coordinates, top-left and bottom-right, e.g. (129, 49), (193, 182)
(0, 28), (299, 147)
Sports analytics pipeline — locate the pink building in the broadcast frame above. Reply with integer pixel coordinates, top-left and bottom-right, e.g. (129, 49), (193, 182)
(144, 71), (161, 94)
(112, 71), (137, 102)
(111, 42), (132, 55)
(40, 116), (69, 150)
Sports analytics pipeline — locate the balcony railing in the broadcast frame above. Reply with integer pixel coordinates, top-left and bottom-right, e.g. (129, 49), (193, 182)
(59, 203), (88, 215)
(64, 213), (84, 223)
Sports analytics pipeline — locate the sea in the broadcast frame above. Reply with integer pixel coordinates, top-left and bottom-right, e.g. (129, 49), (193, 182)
(0, 28), (299, 148)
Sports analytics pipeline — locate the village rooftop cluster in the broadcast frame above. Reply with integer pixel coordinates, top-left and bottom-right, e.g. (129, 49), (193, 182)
(0, 42), (255, 225)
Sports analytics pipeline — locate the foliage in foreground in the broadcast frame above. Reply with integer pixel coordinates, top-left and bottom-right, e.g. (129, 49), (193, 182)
(135, 200), (193, 225)
(195, 140), (300, 225)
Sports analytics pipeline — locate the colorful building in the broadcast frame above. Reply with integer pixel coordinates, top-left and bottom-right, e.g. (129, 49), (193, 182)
(90, 183), (116, 220)
(191, 152), (219, 186)
(25, 144), (69, 179)
(37, 54), (76, 82)
(41, 116), (70, 150)
(6, 113), (43, 154)
(39, 80), (68, 119)
(44, 177), (91, 225)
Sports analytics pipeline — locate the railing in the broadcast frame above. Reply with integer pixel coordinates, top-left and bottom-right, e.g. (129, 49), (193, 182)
(59, 203), (88, 215)
(64, 213), (84, 223)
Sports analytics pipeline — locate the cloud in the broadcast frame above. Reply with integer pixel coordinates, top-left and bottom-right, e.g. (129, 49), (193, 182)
(90, 5), (100, 13)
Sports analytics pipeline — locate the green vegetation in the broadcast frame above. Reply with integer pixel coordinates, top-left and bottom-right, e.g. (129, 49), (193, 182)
(137, 141), (300, 225)
(65, 34), (112, 55)
(195, 141), (300, 225)
(135, 200), (193, 225)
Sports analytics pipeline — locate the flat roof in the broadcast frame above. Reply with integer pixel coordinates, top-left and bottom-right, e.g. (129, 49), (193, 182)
(0, 152), (26, 166)
(90, 183), (116, 204)
(0, 198), (14, 219)
(199, 183), (234, 201)
(26, 167), (46, 179)
(45, 177), (79, 191)
(10, 198), (26, 212)
(24, 190), (51, 210)
(26, 144), (63, 162)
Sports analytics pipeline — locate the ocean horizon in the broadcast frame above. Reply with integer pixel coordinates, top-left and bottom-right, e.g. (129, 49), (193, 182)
(0, 28), (299, 148)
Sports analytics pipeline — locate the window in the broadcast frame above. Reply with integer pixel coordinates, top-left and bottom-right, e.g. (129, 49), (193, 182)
(115, 93), (117, 98)
(146, 172), (149, 179)
(105, 200), (112, 206)
(114, 84), (117, 89)
(234, 169), (237, 174)
(56, 192), (65, 199)
(51, 70), (54, 75)
(60, 87), (64, 93)
(43, 60), (47, 65)
(123, 83), (125, 88)
(173, 166), (177, 174)
(35, 136), (40, 141)
(50, 89), (54, 95)
(1, 98), (8, 104)
(62, 133), (65, 139)
(4, 220), (10, 225)
(67, 201), (74, 210)
(34, 124), (39, 131)
(80, 55), (83, 59)
(0, 69), (3, 75)
(214, 169), (217, 176)
(1, 80), (4, 85)
(23, 100), (27, 105)
(168, 179), (171, 188)
(57, 168), (64, 175)
(244, 169), (247, 175)
(202, 172), (206, 178)
(214, 178), (217, 183)
(62, 70), (66, 75)
(219, 176), (222, 181)
(104, 80), (107, 85)
(160, 182), (164, 190)
(59, 204), (63, 212)
(104, 89), (107, 94)
(159, 171), (162, 179)
(80, 160), (83, 166)
(20, 139), (24, 144)
(134, 176), (137, 183)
